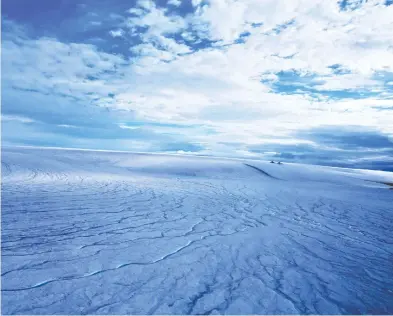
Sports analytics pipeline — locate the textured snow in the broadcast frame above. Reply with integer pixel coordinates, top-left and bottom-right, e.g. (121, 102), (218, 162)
(1, 146), (393, 314)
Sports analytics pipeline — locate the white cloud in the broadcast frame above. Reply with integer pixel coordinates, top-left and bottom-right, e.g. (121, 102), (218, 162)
(315, 73), (381, 91)
(130, 43), (174, 62)
(2, 35), (127, 101)
(181, 31), (196, 42)
(192, 0), (203, 7)
(136, 0), (155, 10)
(119, 124), (140, 130)
(191, 0), (248, 43)
(119, 0), (393, 137)
(126, 5), (186, 35)
(109, 29), (124, 37)
(168, 0), (182, 7)
(1, 115), (35, 123)
(125, 3), (190, 60)
(3, 1), (393, 153)
(58, 124), (78, 128)
(127, 8), (145, 16)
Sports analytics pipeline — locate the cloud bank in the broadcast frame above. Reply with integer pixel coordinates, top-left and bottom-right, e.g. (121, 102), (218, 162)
(2, 0), (393, 170)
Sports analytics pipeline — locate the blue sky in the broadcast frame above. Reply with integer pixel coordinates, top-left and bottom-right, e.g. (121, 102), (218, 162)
(2, 0), (393, 170)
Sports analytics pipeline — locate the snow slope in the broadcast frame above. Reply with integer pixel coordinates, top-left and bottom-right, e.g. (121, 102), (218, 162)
(2, 146), (393, 314)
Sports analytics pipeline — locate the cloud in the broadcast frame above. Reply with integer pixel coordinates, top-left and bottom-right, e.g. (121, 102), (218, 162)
(160, 141), (204, 152)
(168, 0), (182, 7)
(109, 29), (124, 37)
(297, 126), (393, 150)
(136, 0), (155, 11)
(58, 124), (79, 128)
(1, 115), (35, 124)
(127, 7), (146, 16)
(2, 1), (393, 170)
(246, 126), (393, 171)
(190, 0), (248, 43)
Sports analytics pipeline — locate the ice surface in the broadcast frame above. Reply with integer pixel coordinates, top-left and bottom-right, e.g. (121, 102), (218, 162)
(2, 146), (393, 314)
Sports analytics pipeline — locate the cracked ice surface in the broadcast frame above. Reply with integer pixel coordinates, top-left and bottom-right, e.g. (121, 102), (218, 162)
(1, 147), (393, 314)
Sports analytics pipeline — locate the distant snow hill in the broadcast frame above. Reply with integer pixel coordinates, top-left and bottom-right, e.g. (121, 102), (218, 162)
(2, 146), (393, 314)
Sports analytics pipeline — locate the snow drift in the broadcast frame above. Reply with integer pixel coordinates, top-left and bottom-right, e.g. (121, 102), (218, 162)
(2, 146), (393, 314)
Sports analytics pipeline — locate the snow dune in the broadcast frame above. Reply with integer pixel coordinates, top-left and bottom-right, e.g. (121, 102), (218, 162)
(1, 146), (393, 314)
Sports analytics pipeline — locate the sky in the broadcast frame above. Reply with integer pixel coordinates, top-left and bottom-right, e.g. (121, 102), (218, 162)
(2, 0), (393, 171)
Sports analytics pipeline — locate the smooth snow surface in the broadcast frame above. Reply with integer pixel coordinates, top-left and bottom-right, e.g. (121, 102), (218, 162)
(2, 147), (393, 314)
